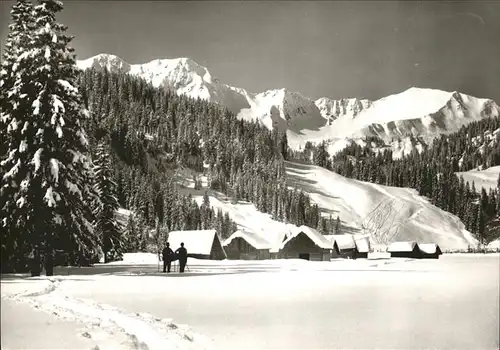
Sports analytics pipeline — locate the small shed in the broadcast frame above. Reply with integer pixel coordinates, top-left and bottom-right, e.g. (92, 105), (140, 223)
(331, 234), (357, 259)
(354, 235), (371, 259)
(387, 241), (421, 259)
(223, 230), (272, 260)
(280, 226), (334, 261)
(322, 235), (341, 258)
(268, 229), (295, 259)
(168, 230), (227, 260)
(418, 243), (442, 259)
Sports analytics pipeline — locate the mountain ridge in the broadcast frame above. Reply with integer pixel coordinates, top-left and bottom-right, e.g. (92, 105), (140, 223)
(77, 53), (500, 157)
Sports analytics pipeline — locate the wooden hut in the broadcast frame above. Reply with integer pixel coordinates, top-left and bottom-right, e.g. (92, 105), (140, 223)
(331, 234), (357, 259)
(418, 243), (442, 259)
(387, 241), (421, 259)
(168, 230), (227, 260)
(354, 235), (371, 259)
(268, 229), (295, 259)
(280, 226), (334, 261)
(223, 230), (272, 260)
(322, 235), (341, 258)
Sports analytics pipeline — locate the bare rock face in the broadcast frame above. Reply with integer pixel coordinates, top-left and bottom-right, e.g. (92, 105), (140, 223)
(315, 97), (373, 123)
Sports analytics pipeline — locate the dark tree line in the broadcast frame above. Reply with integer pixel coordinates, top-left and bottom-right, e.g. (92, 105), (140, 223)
(298, 117), (500, 245)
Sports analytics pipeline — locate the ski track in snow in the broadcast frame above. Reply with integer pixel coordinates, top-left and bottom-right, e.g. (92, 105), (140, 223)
(3, 277), (214, 350)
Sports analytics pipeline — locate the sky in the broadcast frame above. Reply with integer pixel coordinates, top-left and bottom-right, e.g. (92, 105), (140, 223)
(1, 1), (500, 102)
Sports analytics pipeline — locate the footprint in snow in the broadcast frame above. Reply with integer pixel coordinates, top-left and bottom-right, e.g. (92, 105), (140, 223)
(81, 331), (92, 339)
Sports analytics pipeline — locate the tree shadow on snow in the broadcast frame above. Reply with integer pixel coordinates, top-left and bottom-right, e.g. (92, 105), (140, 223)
(0, 276), (96, 282)
(111, 269), (269, 278)
(340, 224), (363, 235)
(285, 172), (340, 203)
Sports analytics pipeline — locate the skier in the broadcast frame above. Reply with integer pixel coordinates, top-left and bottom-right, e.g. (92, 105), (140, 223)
(175, 242), (188, 273)
(161, 242), (174, 273)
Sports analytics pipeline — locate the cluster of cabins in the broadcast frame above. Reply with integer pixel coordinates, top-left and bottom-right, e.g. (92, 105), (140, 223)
(223, 226), (372, 261)
(387, 241), (442, 259)
(166, 227), (443, 261)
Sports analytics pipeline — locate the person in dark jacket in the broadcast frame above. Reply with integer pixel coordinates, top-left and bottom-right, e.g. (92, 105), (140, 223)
(175, 242), (188, 273)
(162, 242), (174, 273)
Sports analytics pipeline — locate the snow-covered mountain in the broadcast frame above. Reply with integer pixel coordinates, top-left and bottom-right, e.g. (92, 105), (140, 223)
(77, 54), (251, 113)
(302, 88), (498, 156)
(348, 88), (497, 144)
(77, 54), (500, 158)
(315, 97), (372, 123)
(77, 53), (131, 72)
(237, 88), (325, 133)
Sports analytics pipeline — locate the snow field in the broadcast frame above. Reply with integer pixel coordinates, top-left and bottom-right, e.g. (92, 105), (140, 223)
(3, 253), (498, 350)
(456, 166), (500, 192)
(1, 274), (214, 350)
(285, 161), (477, 249)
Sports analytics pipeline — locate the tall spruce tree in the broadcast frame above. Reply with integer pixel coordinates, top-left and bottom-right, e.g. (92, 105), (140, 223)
(124, 214), (139, 252)
(335, 216), (341, 234)
(476, 206), (486, 246)
(1, 0), (34, 146)
(313, 141), (329, 168)
(1, 0), (98, 276)
(0, 0), (36, 273)
(93, 142), (123, 263)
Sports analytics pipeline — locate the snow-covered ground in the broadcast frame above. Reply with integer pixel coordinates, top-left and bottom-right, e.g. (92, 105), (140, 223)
(1, 298), (98, 350)
(456, 166), (500, 192)
(487, 238), (500, 250)
(1, 272), (213, 350)
(2, 253), (499, 350)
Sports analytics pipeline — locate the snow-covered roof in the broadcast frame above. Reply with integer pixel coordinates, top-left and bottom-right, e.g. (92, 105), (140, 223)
(269, 230), (293, 253)
(387, 241), (418, 252)
(223, 230), (273, 250)
(281, 226), (333, 250)
(331, 234), (356, 250)
(354, 235), (371, 253)
(487, 238), (500, 250)
(168, 230), (219, 256)
(418, 243), (441, 254)
(322, 235), (337, 244)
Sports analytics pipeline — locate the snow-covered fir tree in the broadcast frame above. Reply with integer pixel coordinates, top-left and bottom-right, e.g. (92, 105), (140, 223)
(93, 141), (123, 263)
(335, 216), (341, 234)
(0, 0), (34, 132)
(1, 0), (98, 276)
(0, 0), (36, 273)
(124, 214), (138, 252)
